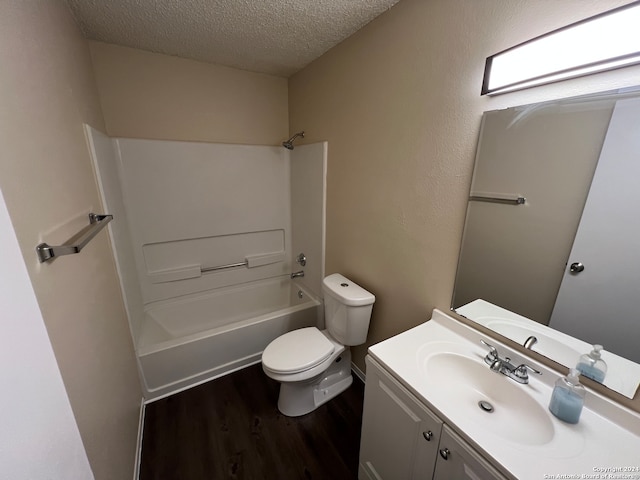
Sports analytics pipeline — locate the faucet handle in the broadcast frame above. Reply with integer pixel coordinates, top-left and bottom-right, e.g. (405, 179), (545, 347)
(514, 363), (542, 380)
(480, 339), (499, 363)
(480, 339), (496, 352)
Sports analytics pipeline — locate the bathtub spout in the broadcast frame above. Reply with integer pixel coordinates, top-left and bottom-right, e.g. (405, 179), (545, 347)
(291, 271), (305, 279)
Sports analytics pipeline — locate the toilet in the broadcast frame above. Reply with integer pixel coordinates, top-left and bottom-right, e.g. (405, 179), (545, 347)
(261, 273), (375, 416)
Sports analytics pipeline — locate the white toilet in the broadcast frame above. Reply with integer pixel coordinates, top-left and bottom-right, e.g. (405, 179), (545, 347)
(261, 273), (375, 416)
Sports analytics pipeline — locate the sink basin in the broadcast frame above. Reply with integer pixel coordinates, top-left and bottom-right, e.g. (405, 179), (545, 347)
(423, 352), (555, 446)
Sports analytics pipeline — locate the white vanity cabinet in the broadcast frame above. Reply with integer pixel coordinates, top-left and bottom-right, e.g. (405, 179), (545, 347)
(359, 310), (640, 479)
(359, 356), (442, 480)
(359, 356), (508, 480)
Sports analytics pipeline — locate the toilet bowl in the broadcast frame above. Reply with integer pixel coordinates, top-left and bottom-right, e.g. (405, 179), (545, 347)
(262, 273), (375, 416)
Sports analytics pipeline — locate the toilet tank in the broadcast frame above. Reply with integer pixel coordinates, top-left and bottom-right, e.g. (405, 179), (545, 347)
(322, 273), (375, 345)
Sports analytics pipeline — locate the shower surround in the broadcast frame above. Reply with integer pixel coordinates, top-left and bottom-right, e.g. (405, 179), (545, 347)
(87, 125), (326, 399)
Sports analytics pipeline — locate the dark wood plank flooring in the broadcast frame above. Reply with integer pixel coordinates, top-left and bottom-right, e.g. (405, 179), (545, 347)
(139, 363), (365, 480)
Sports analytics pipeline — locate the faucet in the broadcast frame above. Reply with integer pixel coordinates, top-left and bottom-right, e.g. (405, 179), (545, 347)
(291, 270), (305, 279)
(524, 335), (538, 349)
(481, 340), (541, 384)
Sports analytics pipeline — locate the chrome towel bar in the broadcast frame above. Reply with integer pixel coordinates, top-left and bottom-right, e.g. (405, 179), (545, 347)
(36, 213), (113, 263)
(469, 194), (526, 205)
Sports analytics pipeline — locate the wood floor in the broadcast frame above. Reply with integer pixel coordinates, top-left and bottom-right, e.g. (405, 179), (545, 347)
(139, 363), (365, 480)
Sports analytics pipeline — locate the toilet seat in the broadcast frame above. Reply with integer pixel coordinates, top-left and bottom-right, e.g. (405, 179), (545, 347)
(262, 327), (335, 374)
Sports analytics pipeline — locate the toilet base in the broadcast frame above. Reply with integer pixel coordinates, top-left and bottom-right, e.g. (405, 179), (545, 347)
(277, 349), (353, 417)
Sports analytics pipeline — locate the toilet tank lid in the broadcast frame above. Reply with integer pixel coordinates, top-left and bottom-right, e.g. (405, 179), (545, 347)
(322, 273), (375, 307)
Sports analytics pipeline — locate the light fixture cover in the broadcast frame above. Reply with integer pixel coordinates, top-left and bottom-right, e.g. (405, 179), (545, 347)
(482, 1), (640, 95)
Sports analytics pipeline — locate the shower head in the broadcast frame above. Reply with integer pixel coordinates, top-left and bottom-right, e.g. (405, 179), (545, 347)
(282, 131), (304, 150)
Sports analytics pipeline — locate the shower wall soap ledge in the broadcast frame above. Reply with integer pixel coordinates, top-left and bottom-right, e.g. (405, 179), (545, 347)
(148, 265), (202, 284)
(246, 252), (285, 267)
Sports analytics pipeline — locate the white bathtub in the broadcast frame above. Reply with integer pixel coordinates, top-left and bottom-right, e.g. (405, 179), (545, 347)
(137, 277), (320, 399)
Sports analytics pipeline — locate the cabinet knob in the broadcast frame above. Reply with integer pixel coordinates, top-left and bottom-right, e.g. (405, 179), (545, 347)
(422, 430), (433, 441)
(439, 448), (450, 460)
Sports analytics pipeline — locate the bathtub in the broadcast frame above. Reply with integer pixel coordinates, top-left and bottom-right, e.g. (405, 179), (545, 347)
(137, 277), (320, 399)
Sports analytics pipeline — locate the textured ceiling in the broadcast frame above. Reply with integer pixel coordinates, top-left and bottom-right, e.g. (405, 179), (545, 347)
(66, 0), (401, 77)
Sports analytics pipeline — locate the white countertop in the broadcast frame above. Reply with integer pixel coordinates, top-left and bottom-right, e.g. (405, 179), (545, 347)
(368, 309), (640, 480)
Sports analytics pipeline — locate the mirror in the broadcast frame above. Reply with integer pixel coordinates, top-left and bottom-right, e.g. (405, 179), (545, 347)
(452, 87), (640, 398)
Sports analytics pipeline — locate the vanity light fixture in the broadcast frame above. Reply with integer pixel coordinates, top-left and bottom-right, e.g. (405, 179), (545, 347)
(482, 1), (640, 95)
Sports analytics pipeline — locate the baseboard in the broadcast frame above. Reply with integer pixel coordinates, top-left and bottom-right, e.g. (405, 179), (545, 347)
(143, 357), (262, 404)
(133, 398), (145, 480)
(351, 361), (366, 383)
(144, 360), (365, 406)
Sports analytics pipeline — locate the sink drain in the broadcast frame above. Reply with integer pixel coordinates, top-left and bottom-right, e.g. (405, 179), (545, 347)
(478, 400), (494, 413)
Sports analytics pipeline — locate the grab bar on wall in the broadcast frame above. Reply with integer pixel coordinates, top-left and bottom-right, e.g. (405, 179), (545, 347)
(469, 194), (526, 205)
(36, 213), (113, 263)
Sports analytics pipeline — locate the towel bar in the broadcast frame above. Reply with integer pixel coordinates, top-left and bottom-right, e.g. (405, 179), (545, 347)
(36, 213), (113, 263)
(469, 194), (526, 205)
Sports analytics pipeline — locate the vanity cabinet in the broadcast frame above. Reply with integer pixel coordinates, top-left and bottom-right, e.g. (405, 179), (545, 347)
(359, 356), (442, 480)
(359, 356), (508, 480)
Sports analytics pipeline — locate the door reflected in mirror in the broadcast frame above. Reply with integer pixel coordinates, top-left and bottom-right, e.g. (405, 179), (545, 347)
(452, 87), (640, 398)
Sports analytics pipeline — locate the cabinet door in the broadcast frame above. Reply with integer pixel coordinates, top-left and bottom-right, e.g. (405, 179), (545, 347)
(359, 357), (443, 480)
(433, 426), (508, 480)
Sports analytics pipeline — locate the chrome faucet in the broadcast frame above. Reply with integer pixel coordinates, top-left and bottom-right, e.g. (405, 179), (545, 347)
(524, 335), (538, 349)
(291, 270), (305, 279)
(481, 340), (541, 384)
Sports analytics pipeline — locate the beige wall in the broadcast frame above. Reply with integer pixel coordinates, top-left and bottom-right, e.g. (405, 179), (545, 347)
(89, 41), (289, 145)
(0, 2), (141, 479)
(288, 0), (640, 375)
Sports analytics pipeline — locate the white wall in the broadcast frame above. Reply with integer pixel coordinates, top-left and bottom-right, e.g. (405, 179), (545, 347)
(114, 139), (292, 308)
(0, 188), (94, 480)
(93, 136), (329, 323)
(90, 135), (328, 397)
(291, 142), (327, 300)
(90, 134), (331, 315)
(87, 125), (146, 345)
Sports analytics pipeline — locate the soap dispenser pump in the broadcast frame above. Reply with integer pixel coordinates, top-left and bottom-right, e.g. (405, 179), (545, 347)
(549, 368), (585, 424)
(576, 344), (607, 383)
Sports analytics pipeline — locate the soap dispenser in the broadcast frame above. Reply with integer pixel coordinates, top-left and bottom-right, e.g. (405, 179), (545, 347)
(548, 368), (585, 424)
(576, 344), (607, 383)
